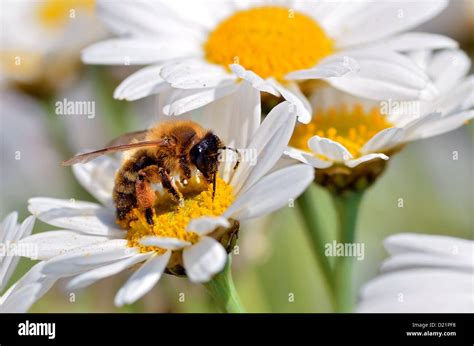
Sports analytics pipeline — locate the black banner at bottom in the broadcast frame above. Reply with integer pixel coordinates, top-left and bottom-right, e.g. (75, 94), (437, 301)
(0, 313), (472, 345)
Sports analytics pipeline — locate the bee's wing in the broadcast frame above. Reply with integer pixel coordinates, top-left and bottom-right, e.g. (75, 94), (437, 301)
(106, 130), (148, 147)
(62, 140), (165, 166)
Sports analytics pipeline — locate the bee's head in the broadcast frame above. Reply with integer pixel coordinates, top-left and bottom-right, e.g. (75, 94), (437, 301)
(190, 132), (222, 183)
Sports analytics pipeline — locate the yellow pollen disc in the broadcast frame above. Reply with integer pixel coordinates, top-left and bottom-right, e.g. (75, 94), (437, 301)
(0, 51), (43, 80)
(290, 104), (393, 159)
(37, 0), (95, 29)
(204, 6), (334, 80)
(125, 177), (234, 254)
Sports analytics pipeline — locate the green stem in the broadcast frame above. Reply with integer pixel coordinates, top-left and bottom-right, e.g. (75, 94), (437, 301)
(204, 256), (246, 313)
(296, 186), (336, 304)
(332, 191), (364, 313)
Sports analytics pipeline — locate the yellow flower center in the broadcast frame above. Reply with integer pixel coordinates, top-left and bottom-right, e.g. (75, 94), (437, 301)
(204, 6), (334, 80)
(125, 177), (234, 254)
(37, 0), (95, 29)
(290, 104), (393, 159)
(0, 51), (43, 80)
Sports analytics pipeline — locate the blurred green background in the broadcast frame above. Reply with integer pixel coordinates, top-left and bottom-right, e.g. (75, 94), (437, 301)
(1, 0), (473, 312)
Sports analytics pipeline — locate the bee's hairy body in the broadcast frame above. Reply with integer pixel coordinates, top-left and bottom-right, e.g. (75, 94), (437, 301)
(112, 120), (221, 225)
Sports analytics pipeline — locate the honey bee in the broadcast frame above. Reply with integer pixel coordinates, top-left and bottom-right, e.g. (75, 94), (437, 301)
(62, 120), (240, 225)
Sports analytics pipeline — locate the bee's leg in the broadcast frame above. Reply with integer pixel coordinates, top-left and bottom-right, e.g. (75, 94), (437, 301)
(179, 155), (192, 186)
(158, 167), (184, 206)
(136, 166), (161, 225)
(223, 147), (241, 170)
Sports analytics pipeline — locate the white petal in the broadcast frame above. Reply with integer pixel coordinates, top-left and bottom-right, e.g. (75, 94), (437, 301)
(230, 101), (296, 195)
(66, 253), (152, 290)
(160, 60), (236, 90)
(334, 0), (448, 47)
(384, 233), (473, 263)
(153, 0), (234, 31)
(284, 147), (333, 169)
(270, 81), (312, 124)
(358, 269), (473, 313)
(1, 283), (43, 313)
(72, 156), (119, 208)
(0, 212), (18, 244)
(0, 216), (35, 291)
(183, 237), (227, 283)
(198, 81), (261, 182)
(225, 164), (314, 220)
(186, 216), (230, 236)
(202, 80), (261, 148)
(407, 50), (433, 71)
(18, 215), (35, 239)
(0, 262), (57, 313)
(286, 55), (359, 80)
(82, 38), (201, 65)
(162, 84), (239, 116)
(308, 136), (352, 162)
(411, 110), (474, 140)
(428, 49), (471, 94)
(437, 75), (474, 115)
(345, 153), (389, 169)
(19, 231), (110, 260)
(97, 0), (206, 40)
(381, 253), (471, 274)
(358, 233), (474, 313)
(114, 64), (170, 101)
(361, 127), (405, 154)
(401, 112), (442, 141)
(114, 251), (170, 307)
(230, 64), (279, 96)
(327, 50), (437, 101)
(310, 1), (368, 39)
(41, 239), (136, 276)
(366, 32), (458, 52)
(28, 197), (125, 237)
(139, 236), (191, 250)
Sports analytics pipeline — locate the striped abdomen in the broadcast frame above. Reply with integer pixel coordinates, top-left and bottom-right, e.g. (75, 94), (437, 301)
(113, 152), (156, 221)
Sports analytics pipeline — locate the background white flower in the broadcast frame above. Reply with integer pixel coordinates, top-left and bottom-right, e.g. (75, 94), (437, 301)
(0, 261), (57, 313)
(82, 0), (453, 122)
(357, 233), (474, 313)
(0, 212), (56, 313)
(1, 0), (102, 87)
(286, 49), (473, 169)
(20, 85), (314, 308)
(0, 212), (34, 292)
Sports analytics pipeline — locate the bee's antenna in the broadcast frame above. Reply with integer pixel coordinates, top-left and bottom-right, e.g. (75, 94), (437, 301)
(223, 146), (241, 170)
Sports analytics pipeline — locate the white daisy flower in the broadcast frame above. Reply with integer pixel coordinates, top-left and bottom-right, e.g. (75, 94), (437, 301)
(0, 261), (58, 313)
(1, 0), (101, 89)
(82, 0), (453, 123)
(20, 86), (314, 307)
(357, 233), (474, 313)
(0, 212), (35, 292)
(0, 212), (56, 313)
(285, 49), (473, 188)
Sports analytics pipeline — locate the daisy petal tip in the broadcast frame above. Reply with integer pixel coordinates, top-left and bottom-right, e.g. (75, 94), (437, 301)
(113, 293), (125, 308)
(296, 109), (312, 124)
(229, 63), (243, 74)
(186, 216), (230, 235)
(112, 88), (125, 101)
